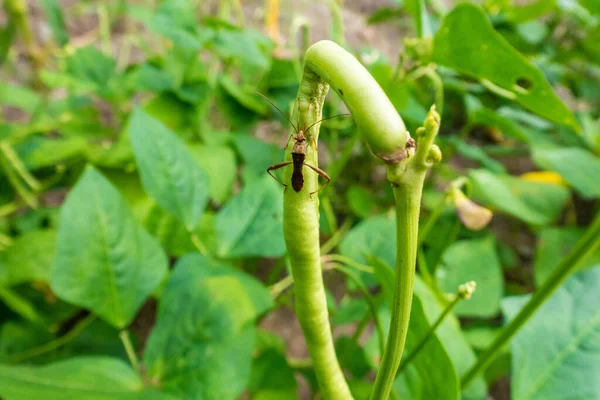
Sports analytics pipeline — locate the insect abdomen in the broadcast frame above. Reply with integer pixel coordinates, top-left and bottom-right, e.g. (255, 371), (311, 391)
(291, 153), (305, 192)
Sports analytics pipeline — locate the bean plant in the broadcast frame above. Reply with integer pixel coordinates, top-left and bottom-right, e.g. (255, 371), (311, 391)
(0, 1), (599, 400)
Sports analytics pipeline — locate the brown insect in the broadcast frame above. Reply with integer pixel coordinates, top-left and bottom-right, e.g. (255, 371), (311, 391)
(258, 93), (348, 198)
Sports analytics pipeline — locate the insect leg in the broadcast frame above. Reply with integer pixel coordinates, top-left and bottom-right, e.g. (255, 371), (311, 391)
(267, 162), (293, 192)
(284, 134), (295, 150)
(304, 163), (331, 199)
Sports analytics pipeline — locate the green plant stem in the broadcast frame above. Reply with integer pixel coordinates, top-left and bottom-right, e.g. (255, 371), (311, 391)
(351, 310), (371, 343)
(269, 274), (294, 298)
(189, 232), (208, 255)
(461, 211), (600, 389)
(0, 287), (41, 323)
(322, 254), (373, 274)
(10, 314), (96, 364)
(0, 141), (41, 191)
(332, 264), (386, 357)
(370, 108), (441, 400)
(398, 294), (460, 373)
(321, 217), (353, 255)
(321, 196), (338, 233)
(119, 329), (141, 375)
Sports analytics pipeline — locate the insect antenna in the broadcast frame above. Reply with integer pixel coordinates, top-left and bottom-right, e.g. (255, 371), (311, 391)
(305, 113), (351, 135)
(257, 92), (299, 134)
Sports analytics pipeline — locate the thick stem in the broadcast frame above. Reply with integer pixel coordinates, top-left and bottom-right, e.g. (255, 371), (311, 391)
(370, 107), (441, 400)
(461, 211), (600, 388)
(370, 177), (424, 400)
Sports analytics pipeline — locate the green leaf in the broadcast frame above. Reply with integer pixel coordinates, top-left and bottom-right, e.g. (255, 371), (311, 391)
(187, 144), (237, 204)
(65, 46), (117, 96)
(128, 109), (210, 231)
(433, 4), (579, 131)
(347, 185), (381, 218)
(40, 0), (69, 46)
(534, 227), (600, 287)
(15, 136), (88, 170)
(144, 253), (272, 399)
(437, 237), (504, 317)
(393, 295), (459, 400)
(0, 229), (56, 287)
(506, 0), (557, 23)
(469, 169), (570, 226)
(506, 266), (600, 400)
(149, 0), (208, 51)
(0, 82), (42, 113)
(50, 167), (168, 328)
(248, 346), (297, 400)
(339, 213), (396, 285)
(0, 357), (155, 400)
(216, 175), (285, 258)
(447, 136), (506, 173)
(230, 134), (283, 184)
(533, 147), (600, 199)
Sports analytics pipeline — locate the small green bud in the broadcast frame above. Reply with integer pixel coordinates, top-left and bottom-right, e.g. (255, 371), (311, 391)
(458, 281), (477, 300)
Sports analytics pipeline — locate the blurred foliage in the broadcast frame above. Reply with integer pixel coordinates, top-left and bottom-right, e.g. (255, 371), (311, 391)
(0, 0), (599, 399)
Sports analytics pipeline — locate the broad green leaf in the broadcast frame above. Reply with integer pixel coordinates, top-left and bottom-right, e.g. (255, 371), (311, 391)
(580, 0), (600, 15)
(533, 147), (600, 199)
(187, 143), (237, 204)
(469, 169), (570, 225)
(40, 0), (68, 46)
(128, 108), (210, 231)
(142, 202), (196, 257)
(506, 266), (600, 400)
(339, 213), (396, 285)
(507, 0), (557, 23)
(149, 0), (208, 51)
(143, 93), (195, 135)
(125, 64), (175, 94)
(230, 134), (283, 183)
(413, 279), (487, 400)
(534, 227), (600, 287)
(248, 347), (297, 400)
(347, 184), (381, 218)
(447, 136), (506, 173)
(0, 82), (41, 113)
(219, 77), (268, 115)
(208, 27), (272, 81)
(393, 295), (459, 400)
(65, 46), (117, 96)
(437, 237), (504, 317)
(433, 4), (579, 131)
(16, 135), (87, 170)
(0, 321), (53, 362)
(144, 253), (272, 399)
(0, 357), (171, 400)
(0, 229), (56, 287)
(50, 167), (168, 328)
(216, 175), (285, 258)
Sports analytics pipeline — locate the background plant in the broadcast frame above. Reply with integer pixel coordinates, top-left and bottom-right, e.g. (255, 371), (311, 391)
(0, 1), (599, 399)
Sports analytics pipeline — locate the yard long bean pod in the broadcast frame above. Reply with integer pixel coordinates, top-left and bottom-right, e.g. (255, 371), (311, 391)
(283, 40), (440, 399)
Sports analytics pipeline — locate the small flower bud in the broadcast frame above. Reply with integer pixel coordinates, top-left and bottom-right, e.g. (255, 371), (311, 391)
(458, 281), (477, 299)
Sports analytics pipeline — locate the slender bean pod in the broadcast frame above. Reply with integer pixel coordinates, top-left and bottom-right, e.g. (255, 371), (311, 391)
(282, 40), (439, 399)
